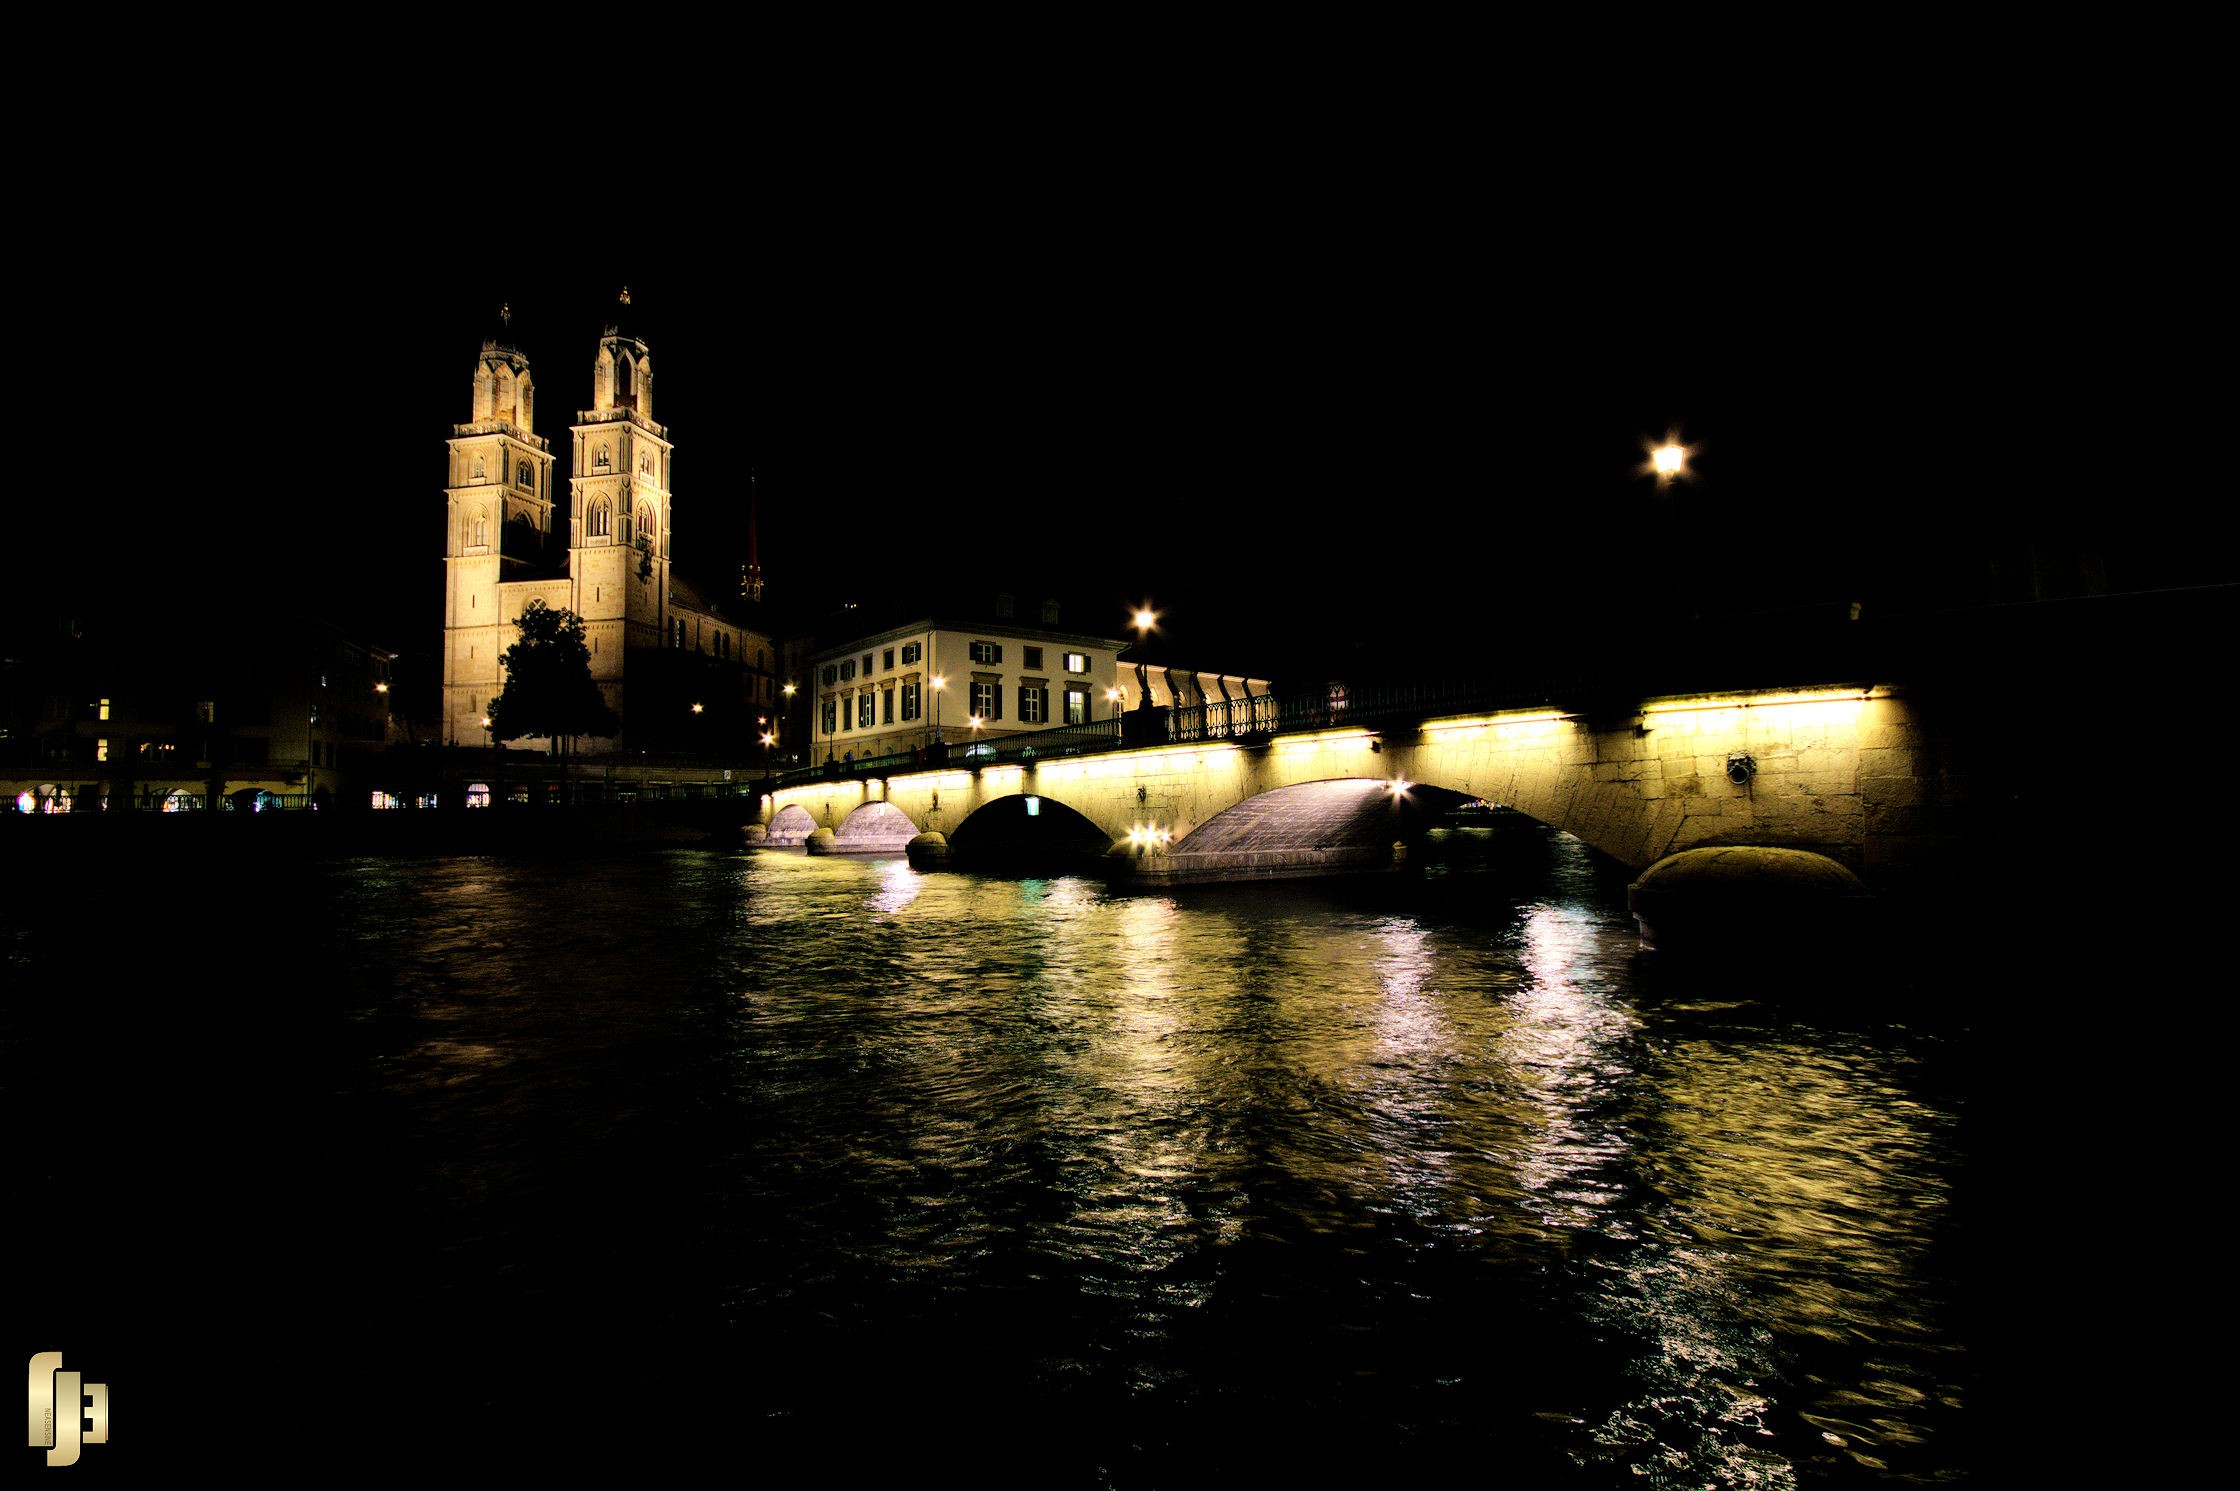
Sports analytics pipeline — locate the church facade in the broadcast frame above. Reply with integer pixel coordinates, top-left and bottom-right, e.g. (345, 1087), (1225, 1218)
(442, 299), (780, 758)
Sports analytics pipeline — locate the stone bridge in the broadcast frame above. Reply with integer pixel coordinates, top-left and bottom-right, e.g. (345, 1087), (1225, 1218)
(758, 682), (1960, 900)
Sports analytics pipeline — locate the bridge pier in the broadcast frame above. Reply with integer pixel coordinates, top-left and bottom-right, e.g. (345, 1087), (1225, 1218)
(1626, 846), (1875, 954)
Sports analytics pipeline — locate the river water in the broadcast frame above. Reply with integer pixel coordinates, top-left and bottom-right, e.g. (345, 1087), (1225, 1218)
(5, 822), (1983, 1483)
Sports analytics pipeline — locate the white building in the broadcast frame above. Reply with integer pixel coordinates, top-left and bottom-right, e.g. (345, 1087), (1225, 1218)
(806, 604), (1277, 766)
(808, 609), (1131, 765)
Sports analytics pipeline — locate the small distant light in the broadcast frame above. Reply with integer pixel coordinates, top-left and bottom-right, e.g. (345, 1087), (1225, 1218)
(1652, 442), (1687, 477)
(1025, 796), (1041, 818)
(692, 702), (705, 714)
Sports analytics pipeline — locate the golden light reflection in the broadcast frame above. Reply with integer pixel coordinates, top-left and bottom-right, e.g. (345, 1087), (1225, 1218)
(867, 856), (920, 916)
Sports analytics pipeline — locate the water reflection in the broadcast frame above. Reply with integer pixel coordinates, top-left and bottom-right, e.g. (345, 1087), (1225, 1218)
(0, 826), (1972, 1481)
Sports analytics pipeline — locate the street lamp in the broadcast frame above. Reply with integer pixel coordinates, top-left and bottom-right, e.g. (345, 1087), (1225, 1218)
(480, 714), (492, 750)
(1127, 603), (1159, 722)
(930, 673), (946, 745)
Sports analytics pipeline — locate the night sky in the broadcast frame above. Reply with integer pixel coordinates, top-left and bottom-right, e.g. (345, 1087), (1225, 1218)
(32, 110), (2226, 694)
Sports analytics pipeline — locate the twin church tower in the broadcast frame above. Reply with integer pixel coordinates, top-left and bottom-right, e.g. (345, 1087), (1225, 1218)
(441, 292), (780, 754)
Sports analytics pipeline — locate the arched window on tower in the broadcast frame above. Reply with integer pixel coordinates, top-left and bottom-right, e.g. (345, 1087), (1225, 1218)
(638, 506), (655, 545)
(595, 444), (611, 472)
(588, 499), (611, 539)
(516, 460), (532, 489)
(471, 513), (488, 549)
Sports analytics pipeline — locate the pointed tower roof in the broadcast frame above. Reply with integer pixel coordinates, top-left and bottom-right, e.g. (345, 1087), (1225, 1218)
(602, 285), (640, 343)
(481, 302), (524, 357)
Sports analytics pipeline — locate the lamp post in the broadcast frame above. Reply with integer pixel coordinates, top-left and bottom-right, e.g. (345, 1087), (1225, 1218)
(930, 674), (946, 745)
(1645, 432), (1698, 622)
(1125, 604), (1160, 744)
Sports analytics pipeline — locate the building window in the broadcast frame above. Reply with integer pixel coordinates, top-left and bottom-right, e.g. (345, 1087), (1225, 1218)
(1023, 647), (1043, 670)
(882, 649), (895, 671)
(883, 687), (895, 724)
(471, 515), (488, 547)
(901, 642), (921, 665)
(823, 665), (839, 686)
(901, 681), (920, 721)
(588, 499), (611, 538)
(858, 694), (874, 729)
(969, 681), (1002, 719)
(969, 641), (1001, 665)
(1063, 652), (1088, 673)
(516, 460), (533, 488)
(839, 659), (856, 681)
(1020, 686), (1047, 724)
(822, 701), (837, 733)
(1064, 688), (1088, 725)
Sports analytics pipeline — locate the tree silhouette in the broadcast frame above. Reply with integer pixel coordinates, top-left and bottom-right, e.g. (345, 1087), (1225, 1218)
(487, 600), (618, 752)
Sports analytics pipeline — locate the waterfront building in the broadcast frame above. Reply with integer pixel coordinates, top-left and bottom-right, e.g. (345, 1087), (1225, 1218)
(1, 604), (394, 812)
(806, 597), (1272, 765)
(806, 601), (1130, 764)
(442, 295), (781, 758)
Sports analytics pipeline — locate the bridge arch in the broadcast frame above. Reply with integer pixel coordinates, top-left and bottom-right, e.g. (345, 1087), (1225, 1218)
(1127, 777), (1475, 884)
(947, 791), (1110, 873)
(765, 803), (815, 845)
(822, 800), (917, 853)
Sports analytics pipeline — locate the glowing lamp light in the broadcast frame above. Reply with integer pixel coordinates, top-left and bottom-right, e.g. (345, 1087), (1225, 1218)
(691, 702), (705, 714)
(1133, 607), (1158, 632)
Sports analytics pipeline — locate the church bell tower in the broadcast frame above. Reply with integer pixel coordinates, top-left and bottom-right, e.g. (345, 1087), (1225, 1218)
(568, 288), (673, 733)
(443, 307), (555, 746)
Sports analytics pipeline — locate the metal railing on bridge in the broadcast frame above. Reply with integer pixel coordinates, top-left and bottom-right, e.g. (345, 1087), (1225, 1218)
(769, 674), (1598, 792)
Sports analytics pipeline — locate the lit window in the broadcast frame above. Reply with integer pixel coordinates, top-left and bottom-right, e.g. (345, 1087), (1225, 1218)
(96, 738), (108, 762)
(98, 698), (110, 721)
(1063, 653), (1088, 673)
(466, 782), (491, 809)
(1064, 688), (1088, 725)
